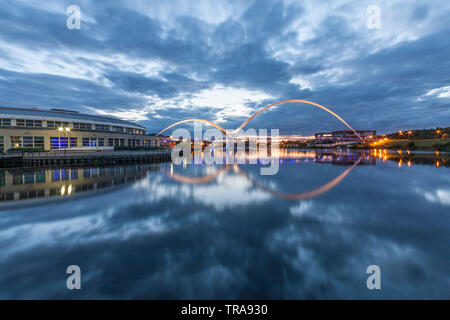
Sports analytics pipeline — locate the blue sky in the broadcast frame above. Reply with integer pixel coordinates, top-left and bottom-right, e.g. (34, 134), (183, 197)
(0, 0), (449, 134)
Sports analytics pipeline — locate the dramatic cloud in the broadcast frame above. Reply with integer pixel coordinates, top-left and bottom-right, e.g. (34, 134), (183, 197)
(0, 0), (449, 134)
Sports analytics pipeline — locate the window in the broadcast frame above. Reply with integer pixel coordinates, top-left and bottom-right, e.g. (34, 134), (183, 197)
(47, 121), (55, 128)
(82, 138), (99, 147)
(34, 120), (42, 127)
(22, 136), (33, 148)
(16, 119), (25, 127)
(120, 139), (125, 147)
(9, 136), (44, 149)
(76, 123), (92, 130)
(1, 118), (11, 126)
(60, 137), (68, 148)
(51, 137), (69, 149)
(0, 136), (3, 152)
(35, 171), (46, 183)
(113, 126), (124, 132)
(11, 136), (22, 148)
(26, 120), (34, 127)
(13, 174), (23, 185)
(108, 138), (114, 147)
(70, 137), (77, 147)
(128, 139), (138, 147)
(98, 138), (104, 147)
(96, 124), (110, 131)
(33, 137), (44, 149)
(51, 137), (60, 149)
(24, 172), (35, 184)
(52, 170), (60, 181)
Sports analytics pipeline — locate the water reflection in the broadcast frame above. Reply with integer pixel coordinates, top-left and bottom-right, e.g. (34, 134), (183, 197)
(0, 164), (160, 206)
(1, 149), (448, 207)
(0, 149), (448, 299)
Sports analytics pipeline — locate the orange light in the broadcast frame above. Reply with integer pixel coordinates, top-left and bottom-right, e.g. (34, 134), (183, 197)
(408, 160), (411, 167)
(436, 161), (440, 167)
(398, 159), (402, 167)
(435, 151), (439, 156)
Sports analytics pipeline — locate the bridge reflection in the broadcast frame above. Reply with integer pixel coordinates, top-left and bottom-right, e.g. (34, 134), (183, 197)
(164, 149), (448, 200)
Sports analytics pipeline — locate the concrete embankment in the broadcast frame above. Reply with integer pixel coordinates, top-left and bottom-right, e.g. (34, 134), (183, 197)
(0, 150), (172, 168)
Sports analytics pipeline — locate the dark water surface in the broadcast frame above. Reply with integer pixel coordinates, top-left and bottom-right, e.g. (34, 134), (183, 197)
(0, 149), (449, 299)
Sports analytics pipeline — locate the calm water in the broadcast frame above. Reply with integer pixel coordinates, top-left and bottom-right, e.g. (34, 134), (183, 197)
(0, 149), (449, 299)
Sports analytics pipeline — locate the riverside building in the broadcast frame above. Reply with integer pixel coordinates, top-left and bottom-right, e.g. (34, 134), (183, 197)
(0, 107), (160, 152)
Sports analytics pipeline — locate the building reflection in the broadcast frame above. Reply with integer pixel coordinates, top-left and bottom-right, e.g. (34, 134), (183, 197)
(0, 164), (159, 204)
(369, 149), (448, 167)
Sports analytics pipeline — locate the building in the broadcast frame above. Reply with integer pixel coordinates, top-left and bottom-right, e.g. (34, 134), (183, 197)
(0, 106), (160, 152)
(315, 130), (376, 146)
(145, 134), (176, 148)
(314, 132), (334, 143)
(332, 130), (376, 143)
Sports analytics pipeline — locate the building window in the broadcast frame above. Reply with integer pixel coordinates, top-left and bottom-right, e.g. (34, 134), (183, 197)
(75, 123), (92, 130)
(82, 138), (99, 147)
(33, 137), (44, 149)
(35, 171), (46, 183)
(0, 136), (3, 152)
(47, 121), (55, 128)
(108, 138), (114, 147)
(1, 118), (12, 126)
(34, 120), (42, 127)
(11, 136), (23, 148)
(70, 137), (77, 147)
(23, 136), (33, 148)
(96, 124), (110, 131)
(98, 138), (104, 146)
(11, 136), (44, 149)
(120, 139), (125, 147)
(60, 137), (68, 148)
(16, 119), (25, 127)
(51, 137), (70, 149)
(51, 137), (59, 149)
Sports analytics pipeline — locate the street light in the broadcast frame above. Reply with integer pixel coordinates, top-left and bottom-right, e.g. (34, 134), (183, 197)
(58, 126), (71, 149)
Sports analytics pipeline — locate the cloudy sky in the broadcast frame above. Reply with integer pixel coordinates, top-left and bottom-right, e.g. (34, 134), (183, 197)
(0, 0), (449, 135)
